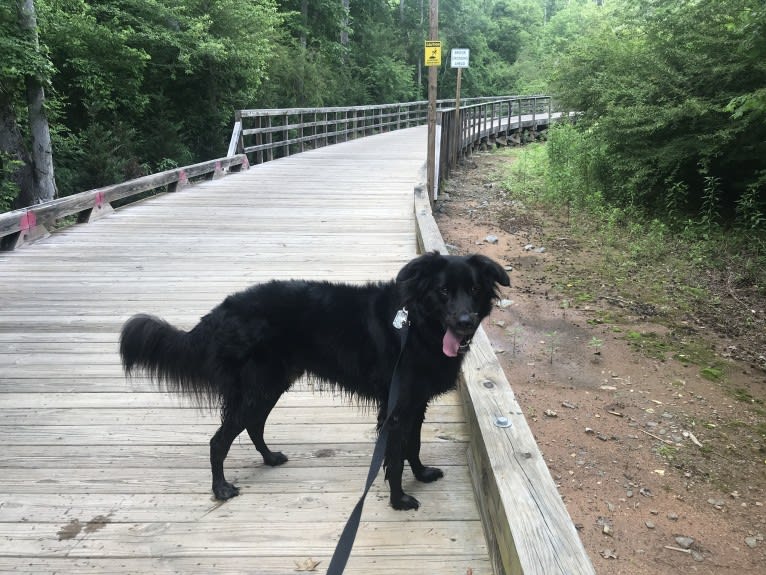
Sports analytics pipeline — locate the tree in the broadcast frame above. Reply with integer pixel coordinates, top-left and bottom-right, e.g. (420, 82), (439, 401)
(0, 0), (57, 209)
(18, 0), (57, 205)
(546, 0), (766, 224)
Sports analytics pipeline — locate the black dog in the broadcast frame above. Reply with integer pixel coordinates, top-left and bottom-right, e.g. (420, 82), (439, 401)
(120, 252), (509, 510)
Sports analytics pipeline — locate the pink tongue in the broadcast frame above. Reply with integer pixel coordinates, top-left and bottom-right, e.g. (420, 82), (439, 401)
(442, 329), (461, 357)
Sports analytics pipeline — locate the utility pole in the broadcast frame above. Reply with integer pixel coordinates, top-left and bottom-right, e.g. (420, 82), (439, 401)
(426, 0), (438, 202)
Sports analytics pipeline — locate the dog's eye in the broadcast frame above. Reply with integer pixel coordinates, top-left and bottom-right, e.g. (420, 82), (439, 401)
(439, 287), (449, 297)
(471, 285), (480, 294)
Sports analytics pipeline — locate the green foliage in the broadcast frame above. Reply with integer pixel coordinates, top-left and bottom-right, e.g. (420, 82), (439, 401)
(0, 153), (22, 212)
(0, 2), (55, 87)
(40, 0), (280, 194)
(502, 142), (548, 201)
(544, 0), (766, 230)
(5, 0), (559, 208)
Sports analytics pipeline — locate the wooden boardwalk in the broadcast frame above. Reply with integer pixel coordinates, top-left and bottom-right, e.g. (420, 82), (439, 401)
(0, 126), (493, 574)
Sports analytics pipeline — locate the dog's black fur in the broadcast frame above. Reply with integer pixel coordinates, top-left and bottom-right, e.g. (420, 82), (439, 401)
(120, 252), (509, 510)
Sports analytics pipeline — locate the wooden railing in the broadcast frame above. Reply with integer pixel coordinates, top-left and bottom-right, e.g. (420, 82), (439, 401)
(227, 96), (522, 163)
(227, 96), (561, 199)
(438, 96), (555, 188)
(0, 154), (248, 250)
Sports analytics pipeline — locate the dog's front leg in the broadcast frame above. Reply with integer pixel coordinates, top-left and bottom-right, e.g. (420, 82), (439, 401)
(406, 403), (444, 483)
(384, 413), (420, 510)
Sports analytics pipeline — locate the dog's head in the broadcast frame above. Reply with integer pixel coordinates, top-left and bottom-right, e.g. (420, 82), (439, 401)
(396, 252), (510, 356)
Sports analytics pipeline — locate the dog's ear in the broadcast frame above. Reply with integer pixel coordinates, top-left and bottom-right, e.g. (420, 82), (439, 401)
(396, 251), (448, 302)
(468, 254), (511, 287)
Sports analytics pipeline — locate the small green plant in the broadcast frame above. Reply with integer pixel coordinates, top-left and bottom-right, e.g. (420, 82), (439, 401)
(657, 444), (677, 460)
(506, 325), (524, 356)
(700, 366), (724, 382)
(730, 387), (763, 404)
(588, 336), (604, 351)
(625, 331), (670, 360)
(697, 163), (722, 234)
(545, 331), (560, 364)
(588, 336), (604, 363)
(735, 180), (766, 233)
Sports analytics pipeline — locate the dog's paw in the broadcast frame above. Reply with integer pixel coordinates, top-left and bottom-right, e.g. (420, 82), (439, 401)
(212, 481), (240, 500)
(414, 466), (444, 483)
(391, 493), (420, 511)
(263, 451), (288, 466)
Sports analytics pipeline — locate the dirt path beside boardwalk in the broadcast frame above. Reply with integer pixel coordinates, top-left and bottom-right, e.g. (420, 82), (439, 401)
(435, 150), (766, 575)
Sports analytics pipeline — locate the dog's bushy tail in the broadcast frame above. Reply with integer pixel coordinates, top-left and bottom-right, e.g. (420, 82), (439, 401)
(120, 314), (217, 407)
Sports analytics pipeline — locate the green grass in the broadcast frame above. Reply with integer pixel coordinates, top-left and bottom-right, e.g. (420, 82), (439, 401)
(625, 331), (671, 360)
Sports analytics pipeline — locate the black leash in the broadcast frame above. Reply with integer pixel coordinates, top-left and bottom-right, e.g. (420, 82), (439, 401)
(325, 308), (409, 575)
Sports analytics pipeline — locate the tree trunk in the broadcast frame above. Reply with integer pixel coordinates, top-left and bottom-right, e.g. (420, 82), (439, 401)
(300, 0), (307, 49)
(17, 0), (57, 206)
(340, 0), (349, 46)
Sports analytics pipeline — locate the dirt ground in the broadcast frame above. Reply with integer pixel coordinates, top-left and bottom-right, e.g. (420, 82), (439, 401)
(434, 151), (766, 574)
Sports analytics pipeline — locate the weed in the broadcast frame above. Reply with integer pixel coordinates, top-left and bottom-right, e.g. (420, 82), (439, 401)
(730, 388), (763, 404)
(657, 445), (677, 460)
(545, 331), (560, 364)
(588, 336), (604, 363)
(625, 331), (670, 360)
(506, 325), (524, 356)
(588, 336), (604, 351)
(700, 366), (724, 382)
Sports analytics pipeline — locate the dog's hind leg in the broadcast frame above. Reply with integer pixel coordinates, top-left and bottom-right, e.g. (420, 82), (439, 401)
(242, 359), (292, 467)
(245, 392), (288, 467)
(406, 403), (444, 483)
(210, 412), (246, 500)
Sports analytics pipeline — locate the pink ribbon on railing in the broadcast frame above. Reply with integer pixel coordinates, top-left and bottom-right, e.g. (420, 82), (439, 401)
(19, 211), (36, 231)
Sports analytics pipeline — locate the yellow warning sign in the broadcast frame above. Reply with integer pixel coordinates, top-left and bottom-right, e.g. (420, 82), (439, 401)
(424, 41), (442, 67)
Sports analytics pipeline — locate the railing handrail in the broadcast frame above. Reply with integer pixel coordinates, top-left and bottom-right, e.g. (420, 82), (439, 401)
(233, 96), (521, 119)
(227, 95), (558, 177)
(0, 154), (249, 250)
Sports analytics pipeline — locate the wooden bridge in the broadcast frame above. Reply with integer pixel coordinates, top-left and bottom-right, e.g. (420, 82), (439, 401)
(0, 98), (593, 575)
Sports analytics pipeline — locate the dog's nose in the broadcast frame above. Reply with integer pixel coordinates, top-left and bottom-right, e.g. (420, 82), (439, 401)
(456, 314), (475, 331)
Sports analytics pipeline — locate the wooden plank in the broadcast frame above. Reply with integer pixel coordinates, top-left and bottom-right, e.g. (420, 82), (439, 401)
(0, 491), (480, 523)
(0, 442), (470, 470)
(0, 556), (493, 575)
(0, 422), (469, 445)
(0, 466), (473, 495)
(460, 330), (594, 575)
(0, 390), (463, 408)
(0, 521), (487, 558)
(0, 405), (465, 426)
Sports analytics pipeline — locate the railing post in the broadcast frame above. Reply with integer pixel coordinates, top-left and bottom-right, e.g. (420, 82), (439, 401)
(300, 113), (305, 152)
(255, 116), (264, 164)
(266, 115), (274, 161)
(283, 112), (290, 157)
(344, 110), (349, 141)
(548, 97), (552, 127)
